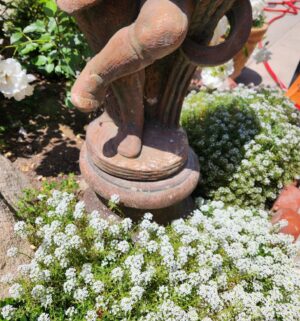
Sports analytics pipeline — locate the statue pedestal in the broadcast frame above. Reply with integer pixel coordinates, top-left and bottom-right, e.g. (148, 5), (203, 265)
(83, 188), (196, 225)
(80, 113), (200, 219)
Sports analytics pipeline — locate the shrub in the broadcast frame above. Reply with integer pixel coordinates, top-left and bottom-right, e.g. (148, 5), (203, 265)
(181, 85), (300, 208)
(1, 188), (300, 321)
(1, 0), (90, 80)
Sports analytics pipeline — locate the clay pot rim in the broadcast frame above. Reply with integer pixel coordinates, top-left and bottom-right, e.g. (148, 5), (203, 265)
(250, 23), (268, 34)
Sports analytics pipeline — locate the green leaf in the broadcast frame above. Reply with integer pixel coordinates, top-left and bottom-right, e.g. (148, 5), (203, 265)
(40, 42), (54, 52)
(23, 21), (46, 34)
(10, 32), (23, 44)
(43, 0), (57, 17)
(61, 64), (75, 77)
(47, 17), (57, 33)
(38, 33), (51, 42)
(20, 43), (38, 54)
(45, 63), (55, 73)
(34, 55), (48, 66)
(55, 65), (62, 73)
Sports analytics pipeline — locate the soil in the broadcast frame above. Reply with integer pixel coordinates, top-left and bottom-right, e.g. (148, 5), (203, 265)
(0, 79), (94, 186)
(0, 74), (201, 186)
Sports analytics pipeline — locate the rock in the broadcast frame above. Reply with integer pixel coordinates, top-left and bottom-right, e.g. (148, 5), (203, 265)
(0, 154), (30, 211)
(0, 154), (32, 298)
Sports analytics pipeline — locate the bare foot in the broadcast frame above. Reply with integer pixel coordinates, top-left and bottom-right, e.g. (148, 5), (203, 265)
(118, 135), (142, 158)
(117, 124), (143, 158)
(71, 73), (106, 113)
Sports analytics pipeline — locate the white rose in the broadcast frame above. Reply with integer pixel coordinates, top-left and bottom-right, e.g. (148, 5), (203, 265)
(0, 58), (35, 101)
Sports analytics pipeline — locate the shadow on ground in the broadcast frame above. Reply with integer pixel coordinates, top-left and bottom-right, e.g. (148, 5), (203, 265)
(236, 67), (263, 86)
(0, 80), (92, 180)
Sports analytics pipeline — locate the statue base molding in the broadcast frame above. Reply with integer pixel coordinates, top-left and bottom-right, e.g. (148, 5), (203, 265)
(80, 142), (200, 210)
(85, 113), (190, 181)
(83, 188), (196, 225)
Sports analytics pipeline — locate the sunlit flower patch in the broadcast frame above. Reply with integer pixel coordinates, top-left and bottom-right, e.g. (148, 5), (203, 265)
(1, 191), (300, 320)
(181, 85), (300, 208)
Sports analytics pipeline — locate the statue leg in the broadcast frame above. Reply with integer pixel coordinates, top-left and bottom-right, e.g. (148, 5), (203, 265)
(112, 71), (145, 158)
(71, 0), (194, 112)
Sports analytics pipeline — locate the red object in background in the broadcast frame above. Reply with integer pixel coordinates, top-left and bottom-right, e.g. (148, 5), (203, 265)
(272, 183), (300, 240)
(273, 183), (300, 212)
(260, 1), (300, 104)
(272, 208), (300, 240)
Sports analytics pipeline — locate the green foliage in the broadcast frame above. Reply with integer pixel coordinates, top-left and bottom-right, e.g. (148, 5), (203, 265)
(181, 85), (300, 208)
(252, 14), (266, 28)
(17, 174), (79, 227)
(1, 0), (90, 80)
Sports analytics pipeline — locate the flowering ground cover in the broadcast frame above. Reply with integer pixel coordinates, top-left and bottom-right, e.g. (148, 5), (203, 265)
(1, 185), (300, 321)
(181, 85), (300, 208)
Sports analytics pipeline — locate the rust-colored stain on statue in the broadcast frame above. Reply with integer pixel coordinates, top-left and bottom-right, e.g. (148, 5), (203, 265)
(57, 0), (252, 212)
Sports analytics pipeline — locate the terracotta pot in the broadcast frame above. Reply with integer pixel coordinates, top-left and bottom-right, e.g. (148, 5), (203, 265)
(273, 183), (300, 213)
(231, 24), (268, 79)
(271, 182), (300, 240)
(272, 208), (300, 240)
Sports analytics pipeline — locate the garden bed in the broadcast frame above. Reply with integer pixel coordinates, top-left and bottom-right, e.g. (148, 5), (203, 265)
(0, 79), (88, 184)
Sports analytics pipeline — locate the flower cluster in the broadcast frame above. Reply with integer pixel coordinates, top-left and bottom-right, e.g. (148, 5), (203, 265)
(201, 60), (234, 90)
(253, 45), (272, 64)
(250, 0), (267, 25)
(0, 57), (35, 101)
(1, 191), (300, 320)
(181, 85), (300, 208)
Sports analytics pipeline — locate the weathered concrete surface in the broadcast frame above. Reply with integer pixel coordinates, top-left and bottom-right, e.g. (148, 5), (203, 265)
(0, 154), (32, 298)
(238, 11), (300, 87)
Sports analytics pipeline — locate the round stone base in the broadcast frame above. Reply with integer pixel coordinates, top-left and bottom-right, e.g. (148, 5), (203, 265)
(80, 143), (200, 210)
(85, 113), (189, 181)
(83, 188), (196, 225)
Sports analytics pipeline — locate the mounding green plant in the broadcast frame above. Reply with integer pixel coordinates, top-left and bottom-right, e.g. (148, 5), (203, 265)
(1, 184), (300, 321)
(1, 0), (90, 80)
(181, 85), (300, 208)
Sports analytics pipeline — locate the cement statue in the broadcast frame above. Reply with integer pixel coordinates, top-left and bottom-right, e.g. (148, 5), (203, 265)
(57, 0), (252, 216)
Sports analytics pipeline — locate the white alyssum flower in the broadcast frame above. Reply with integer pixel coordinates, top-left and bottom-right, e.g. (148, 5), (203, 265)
(85, 310), (98, 321)
(110, 194), (120, 204)
(250, 0), (266, 21)
(120, 297), (134, 313)
(35, 217), (44, 225)
(74, 287), (89, 302)
(37, 313), (50, 321)
(1, 305), (16, 320)
(14, 221), (28, 238)
(0, 58), (35, 101)
(201, 60), (234, 90)
(31, 284), (46, 299)
(121, 218), (133, 232)
(6, 246), (18, 258)
(0, 273), (14, 284)
(111, 267), (124, 281)
(9, 283), (23, 299)
(92, 280), (104, 294)
(73, 201), (85, 219)
(117, 240), (130, 253)
(65, 306), (77, 318)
